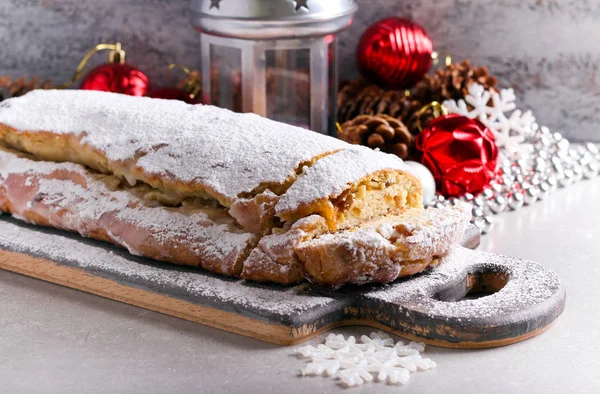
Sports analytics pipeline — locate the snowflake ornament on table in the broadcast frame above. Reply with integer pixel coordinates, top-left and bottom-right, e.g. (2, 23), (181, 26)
(443, 82), (536, 154)
(294, 331), (436, 387)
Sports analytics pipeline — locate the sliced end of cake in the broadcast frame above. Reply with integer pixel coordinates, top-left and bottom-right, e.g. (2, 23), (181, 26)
(293, 203), (471, 286)
(274, 148), (422, 232)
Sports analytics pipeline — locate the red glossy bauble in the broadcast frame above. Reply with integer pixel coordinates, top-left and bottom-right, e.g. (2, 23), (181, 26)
(357, 18), (433, 89)
(147, 87), (204, 104)
(416, 114), (499, 197)
(81, 63), (150, 96)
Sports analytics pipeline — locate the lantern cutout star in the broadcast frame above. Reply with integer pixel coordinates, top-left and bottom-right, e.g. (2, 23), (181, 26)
(293, 0), (309, 11)
(209, 0), (221, 9)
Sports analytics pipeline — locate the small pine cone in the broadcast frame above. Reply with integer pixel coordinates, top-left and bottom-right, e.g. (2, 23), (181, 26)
(0, 75), (53, 102)
(337, 79), (368, 122)
(338, 114), (415, 160)
(337, 79), (368, 110)
(338, 83), (387, 123)
(374, 90), (410, 119)
(412, 60), (498, 104)
(338, 79), (418, 125)
(467, 63), (498, 95)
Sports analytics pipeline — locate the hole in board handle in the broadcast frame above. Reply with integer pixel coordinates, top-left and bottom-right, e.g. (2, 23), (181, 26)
(434, 271), (509, 302)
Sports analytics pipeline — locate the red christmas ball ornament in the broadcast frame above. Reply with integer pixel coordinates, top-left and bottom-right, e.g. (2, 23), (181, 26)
(77, 43), (150, 96)
(81, 63), (149, 96)
(416, 114), (499, 197)
(357, 18), (433, 89)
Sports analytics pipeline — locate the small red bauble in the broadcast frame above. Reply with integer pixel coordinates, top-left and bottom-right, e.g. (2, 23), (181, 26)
(81, 63), (150, 96)
(416, 114), (499, 197)
(357, 18), (433, 89)
(147, 87), (203, 104)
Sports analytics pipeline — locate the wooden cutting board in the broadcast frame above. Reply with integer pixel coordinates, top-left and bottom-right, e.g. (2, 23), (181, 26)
(0, 216), (565, 348)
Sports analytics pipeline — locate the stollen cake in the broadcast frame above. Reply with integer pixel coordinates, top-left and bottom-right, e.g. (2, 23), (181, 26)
(0, 90), (470, 286)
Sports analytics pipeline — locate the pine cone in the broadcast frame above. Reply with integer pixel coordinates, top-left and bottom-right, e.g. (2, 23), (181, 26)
(337, 78), (368, 111)
(338, 82), (410, 122)
(338, 114), (415, 160)
(337, 61), (498, 135)
(0, 76), (53, 102)
(412, 60), (497, 104)
(338, 81), (381, 122)
(338, 82), (431, 135)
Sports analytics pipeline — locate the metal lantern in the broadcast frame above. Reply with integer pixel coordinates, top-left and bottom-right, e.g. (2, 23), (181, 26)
(189, 0), (357, 134)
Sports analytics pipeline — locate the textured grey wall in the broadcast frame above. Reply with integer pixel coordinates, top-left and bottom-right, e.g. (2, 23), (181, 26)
(1, 0), (599, 141)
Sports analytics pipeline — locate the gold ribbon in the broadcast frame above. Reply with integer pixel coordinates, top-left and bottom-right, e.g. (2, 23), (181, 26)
(167, 64), (202, 100)
(60, 42), (126, 89)
(415, 101), (449, 132)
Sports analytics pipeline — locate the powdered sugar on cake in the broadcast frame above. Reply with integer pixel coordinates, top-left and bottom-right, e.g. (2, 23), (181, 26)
(0, 149), (256, 267)
(298, 204), (470, 263)
(0, 90), (348, 201)
(276, 147), (416, 214)
(0, 90), (473, 287)
(376, 203), (471, 255)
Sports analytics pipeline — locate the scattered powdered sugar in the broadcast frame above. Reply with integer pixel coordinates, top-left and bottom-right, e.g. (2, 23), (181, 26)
(295, 331), (435, 387)
(275, 147), (416, 214)
(0, 90), (348, 201)
(0, 217), (335, 316)
(366, 246), (563, 321)
(0, 213), (562, 335)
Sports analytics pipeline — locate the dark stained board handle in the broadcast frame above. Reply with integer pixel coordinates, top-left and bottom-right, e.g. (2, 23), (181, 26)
(0, 216), (564, 348)
(320, 247), (566, 348)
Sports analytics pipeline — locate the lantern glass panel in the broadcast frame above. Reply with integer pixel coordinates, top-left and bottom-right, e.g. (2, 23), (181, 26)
(209, 44), (242, 113)
(328, 38), (338, 135)
(265, 48), (311, 129)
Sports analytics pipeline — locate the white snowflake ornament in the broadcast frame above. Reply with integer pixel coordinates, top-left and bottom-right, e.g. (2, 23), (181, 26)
(358, 331), (394, 352)
(369, 359), (411, 385)
(444, 82), (535, 155)
(337, 360), (374, 386)
(294, 331), (436, 388)
(301, 359), (340, 376)
(394, 340), (424, 356)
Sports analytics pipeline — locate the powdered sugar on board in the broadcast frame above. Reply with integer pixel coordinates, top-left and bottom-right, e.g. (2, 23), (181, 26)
(366, 246), (562, 321)
(0, 90), (348, 201)
(275, 147), (416, 214)
(0, 216), (564, 344)
(0, 216), (335, 317)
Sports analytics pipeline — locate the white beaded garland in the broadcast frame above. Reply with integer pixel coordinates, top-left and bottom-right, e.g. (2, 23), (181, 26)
(523, 188), (538, 206)
(508, 193), (524, 210)
(584, 162), (599, 179)
(488, 195), (506, 214)
(426, 121), (599, 235)
(538, 182), (550, 200)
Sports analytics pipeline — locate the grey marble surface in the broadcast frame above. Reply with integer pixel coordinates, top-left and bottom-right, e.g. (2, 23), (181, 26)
(2, 177), (600, 393)
(1, 0), (599, 141)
